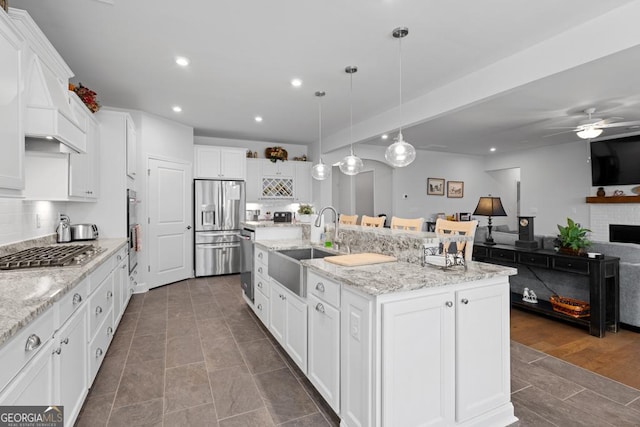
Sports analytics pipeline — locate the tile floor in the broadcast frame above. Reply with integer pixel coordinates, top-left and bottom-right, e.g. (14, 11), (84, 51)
(76, 275), (640, 426)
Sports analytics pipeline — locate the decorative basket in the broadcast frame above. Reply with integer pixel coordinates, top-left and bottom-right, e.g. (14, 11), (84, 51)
(549, 295), (590, 318)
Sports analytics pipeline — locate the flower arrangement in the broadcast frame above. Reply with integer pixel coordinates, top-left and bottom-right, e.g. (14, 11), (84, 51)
(265, 146), (287, 162)
(70, 83), (100, 113)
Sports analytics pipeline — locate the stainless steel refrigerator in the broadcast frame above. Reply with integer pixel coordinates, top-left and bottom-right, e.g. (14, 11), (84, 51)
(194, 179), (245, 277)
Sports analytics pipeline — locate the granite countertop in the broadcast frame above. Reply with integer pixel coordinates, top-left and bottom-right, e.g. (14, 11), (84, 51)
(0, 238), (127, 347)
(242, 221), (306, 230)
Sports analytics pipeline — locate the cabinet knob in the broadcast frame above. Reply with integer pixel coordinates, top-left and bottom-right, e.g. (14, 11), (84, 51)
(107, 291), (113, 299)
(315, 282), (325, 292)
(25, 334), (41, 351)
(257, 304), (263, 310)
(52, 347), (62, 355)
(461, 298), (469, 305)
(258, 267), (263, 274)
(96, 348), (103, 358)
(61, 337), (69, 345)
(107, 327), (113, 337)
(257, 282), (263, 289)
(445, 301), (453, 308)
(258, 253), (263, 259)
(73, 293), (82, 305)
(96, 306), (103, 315)
(315, 303), (325, 314)
(117, 255), (122, 261)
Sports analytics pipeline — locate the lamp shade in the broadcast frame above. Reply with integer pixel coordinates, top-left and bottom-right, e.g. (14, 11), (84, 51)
(473, 196), (507, 217)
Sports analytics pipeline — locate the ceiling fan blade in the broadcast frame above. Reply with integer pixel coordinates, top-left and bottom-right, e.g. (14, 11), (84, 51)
(543, 129), (577, 138)
(599, 120), (640, 129)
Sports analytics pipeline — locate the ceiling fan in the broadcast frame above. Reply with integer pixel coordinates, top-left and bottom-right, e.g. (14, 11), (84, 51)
(544, 107), (640, 140)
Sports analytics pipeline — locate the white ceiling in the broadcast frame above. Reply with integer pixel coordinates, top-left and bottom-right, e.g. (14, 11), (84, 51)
(11, 0), (640, 156)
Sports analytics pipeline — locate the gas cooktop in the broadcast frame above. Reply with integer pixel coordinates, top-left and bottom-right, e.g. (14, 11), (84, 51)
(0, 244), (105, 270)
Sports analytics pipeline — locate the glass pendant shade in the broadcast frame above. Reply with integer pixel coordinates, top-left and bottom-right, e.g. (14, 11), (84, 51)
(385, 131), (416, 167)
(312, 160), (331, 180)
(576, 126), (603, 139)
(339, 153), (364, 176)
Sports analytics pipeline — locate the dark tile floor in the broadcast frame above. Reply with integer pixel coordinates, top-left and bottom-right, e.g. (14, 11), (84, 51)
(76, 275), (640, 426)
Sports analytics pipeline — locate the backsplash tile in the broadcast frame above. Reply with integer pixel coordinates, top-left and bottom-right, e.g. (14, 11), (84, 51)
(0, 199), (68, 246)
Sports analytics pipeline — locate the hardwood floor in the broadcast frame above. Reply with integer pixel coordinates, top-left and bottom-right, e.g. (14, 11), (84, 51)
(510, 308), (640, 390)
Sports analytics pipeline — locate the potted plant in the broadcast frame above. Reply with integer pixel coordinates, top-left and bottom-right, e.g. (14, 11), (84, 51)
(297, 204), (314, 223)
(555, 218), (591, 255)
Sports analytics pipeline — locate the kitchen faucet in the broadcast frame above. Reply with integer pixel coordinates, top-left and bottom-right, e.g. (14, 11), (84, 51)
(315, 206), (340, 248)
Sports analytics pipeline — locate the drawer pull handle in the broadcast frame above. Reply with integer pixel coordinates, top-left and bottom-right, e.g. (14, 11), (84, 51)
(107, 327), (113, 337)
(315, 282), (325, 292)
(73, 293), (82, 305)
(122, 264), (127, 270)
(96, 306), (103, 315)
(96, 348), (103, 358)
(461, 298), (469, 305)
(61, 337), (69, 345)
(315, 303), (325, 314)
(53, 347), (62, 355)
(107, 291), (113, 299)
(257, 303), (263, 310)
(258, 253), (263, 259)
(258, 282), (263, 289)
(25, 334), (41, 352)
(445, 301), (453, 308)
(258, 267), (263, 274)
(117, 255), (122, 261)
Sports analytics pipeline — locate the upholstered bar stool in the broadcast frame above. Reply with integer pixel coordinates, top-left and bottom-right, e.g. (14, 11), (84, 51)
(339, 214), (358, 225)
(390, 216), (424, 231)
(361, 215), (385, 228)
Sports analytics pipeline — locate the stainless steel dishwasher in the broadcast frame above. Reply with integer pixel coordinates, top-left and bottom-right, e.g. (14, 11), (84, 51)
(240, 228), (254, 302)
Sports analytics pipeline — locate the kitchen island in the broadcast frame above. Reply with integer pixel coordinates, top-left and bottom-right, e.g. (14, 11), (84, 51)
(247, 237), (518, 427)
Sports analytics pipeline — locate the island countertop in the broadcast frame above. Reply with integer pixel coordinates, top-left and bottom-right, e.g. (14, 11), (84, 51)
(0, 238), (127, 347)
(242, 221), (305, 230)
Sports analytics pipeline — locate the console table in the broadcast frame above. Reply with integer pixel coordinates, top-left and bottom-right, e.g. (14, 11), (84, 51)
(473, 243), (619, 337)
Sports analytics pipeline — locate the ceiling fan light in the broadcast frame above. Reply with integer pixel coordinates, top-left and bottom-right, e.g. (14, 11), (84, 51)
(576, 127), (603, 139)
(385, 132), (416, 167)
(312, 159), (331, 180)
(339, 154), (363, 176)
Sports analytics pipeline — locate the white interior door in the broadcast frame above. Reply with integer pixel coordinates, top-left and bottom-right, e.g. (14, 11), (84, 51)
(147, 158), (192, 288)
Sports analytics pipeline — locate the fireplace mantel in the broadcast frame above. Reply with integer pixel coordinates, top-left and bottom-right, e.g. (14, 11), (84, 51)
(586, 195), (640, 204)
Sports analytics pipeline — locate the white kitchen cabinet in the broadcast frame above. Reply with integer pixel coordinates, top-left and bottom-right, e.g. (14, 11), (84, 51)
(126, 117), (137, 179)
(269, 280), (307, 373)
(0, 11), (25, 194)
(262, 160), (293, 177)
(113, 249), (129, 327)
(194, 145), (246, 180)
(0, 340), (54, 406)
(294, 162), (312, 202)
(245, 158), (261, 202)
(68, 106), (100, 200)
(254, 287), (270, 326)
(52, 303), (88, 426)
(308, 293), (340, 413)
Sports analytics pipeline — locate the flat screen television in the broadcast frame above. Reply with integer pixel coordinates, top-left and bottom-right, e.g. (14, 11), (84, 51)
(590, 135), (640, 186)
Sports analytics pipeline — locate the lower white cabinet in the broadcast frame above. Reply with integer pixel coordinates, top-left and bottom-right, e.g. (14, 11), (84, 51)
(113, 250), (129, 327)
(269, 280), (307, 373)
(0, 340), (55, 405)
(254, 286), (270, 326)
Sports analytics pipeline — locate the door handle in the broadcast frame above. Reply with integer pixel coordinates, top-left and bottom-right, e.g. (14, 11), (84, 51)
(186, 225), (192, 230)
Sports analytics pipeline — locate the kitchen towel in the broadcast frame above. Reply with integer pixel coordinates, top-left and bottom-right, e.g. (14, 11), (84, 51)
(134, 224), (142, 251)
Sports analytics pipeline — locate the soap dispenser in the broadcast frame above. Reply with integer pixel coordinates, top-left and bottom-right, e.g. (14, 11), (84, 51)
(56, 214), (72, 243)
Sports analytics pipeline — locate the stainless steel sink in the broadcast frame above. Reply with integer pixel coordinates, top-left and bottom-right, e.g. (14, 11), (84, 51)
(268, 248), (334, 297)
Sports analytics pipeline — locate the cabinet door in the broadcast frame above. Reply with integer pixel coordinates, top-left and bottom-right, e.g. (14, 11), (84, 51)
(113, 258), (128, 327)
(284, 290), (307, 374)
(269, 281), (286, 345)
(126, 117), (137, 179)
(53, 305), (88, 425)
(294, 162), (311, 202)
(456, 282), (511, 422)
(86, 117), (100, 198)
(308, 294), (340, 412)
(220, 148), (246, 180)
(382, 292), (455, 427)
(245, 159), (261, 201)
(0, 341), (55, 406)
(68, 117), (98, 199)
(0, 15), (24, 192)
(194, 146), (222, 178)
(254, 287), (270, 327)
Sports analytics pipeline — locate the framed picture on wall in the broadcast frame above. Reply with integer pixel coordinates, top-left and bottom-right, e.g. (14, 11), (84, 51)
(447, 181), (464, 198)
(427, 178), (445, 195)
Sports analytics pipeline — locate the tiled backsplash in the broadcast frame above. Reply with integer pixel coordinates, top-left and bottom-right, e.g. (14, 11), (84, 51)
(589, 204), (640, 242)
(0, 199), (67, 246)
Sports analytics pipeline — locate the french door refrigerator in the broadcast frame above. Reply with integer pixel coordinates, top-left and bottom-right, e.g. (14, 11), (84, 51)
(194, 179), (245, 277)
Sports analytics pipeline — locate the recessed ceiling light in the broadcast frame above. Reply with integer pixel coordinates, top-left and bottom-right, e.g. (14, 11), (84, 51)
(255, 116), (263, 123)
(175, 57), (190, 67)
(172, 106), (182, 113)
(381, 134), (388, 140)
(290, 79), (302, 88)
(490, 147), (496, 152)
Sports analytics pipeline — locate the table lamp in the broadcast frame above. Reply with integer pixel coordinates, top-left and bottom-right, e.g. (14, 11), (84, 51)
(473, 196), (507, 245)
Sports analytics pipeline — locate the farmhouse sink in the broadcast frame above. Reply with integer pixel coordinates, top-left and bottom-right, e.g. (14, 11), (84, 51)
(268, 248), (334, 297)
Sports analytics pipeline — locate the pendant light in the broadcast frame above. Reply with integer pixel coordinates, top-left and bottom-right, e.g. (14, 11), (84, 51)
(339, 66), (364, 176)
(385, 27), (416, 168)
(311, 91), (331, 180)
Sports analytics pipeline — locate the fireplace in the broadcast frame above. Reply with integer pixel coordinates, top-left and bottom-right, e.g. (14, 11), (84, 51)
(610, 224), (640, 244)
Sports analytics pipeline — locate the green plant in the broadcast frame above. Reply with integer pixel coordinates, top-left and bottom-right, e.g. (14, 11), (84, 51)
(297, 204), (313, 215)
(556, 218), (591, 251)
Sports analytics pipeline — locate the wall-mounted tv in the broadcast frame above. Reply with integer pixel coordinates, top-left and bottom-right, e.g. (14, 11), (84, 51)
(591, 135), (640, 186)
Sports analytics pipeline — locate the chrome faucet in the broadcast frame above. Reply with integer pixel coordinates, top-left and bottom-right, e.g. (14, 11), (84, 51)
(315, 206), (340, 248)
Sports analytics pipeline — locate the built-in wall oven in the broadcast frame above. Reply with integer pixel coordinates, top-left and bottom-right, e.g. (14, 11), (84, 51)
(127, 189), (139, 274)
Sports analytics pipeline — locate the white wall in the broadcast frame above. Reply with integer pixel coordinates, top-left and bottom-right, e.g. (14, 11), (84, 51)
(194, 136), (307, 160)
(0, 199), (67, 245)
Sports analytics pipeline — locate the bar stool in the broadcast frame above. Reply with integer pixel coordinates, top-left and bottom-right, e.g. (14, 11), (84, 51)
(434, 218), (478, 261)
(390, 216), (424, 231)
(361, 215), (385, 228)
(339, 214), (358, 225)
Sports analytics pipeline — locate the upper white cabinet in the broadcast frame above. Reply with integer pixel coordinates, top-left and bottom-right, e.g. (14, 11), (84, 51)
(244, 159), (311, 202)
(194, 145), (246, 180)
(0, 11), (25, 194)
(68, 95), (99, 200)
(262, 161), (293, 177)
(126, 117), (136, 179)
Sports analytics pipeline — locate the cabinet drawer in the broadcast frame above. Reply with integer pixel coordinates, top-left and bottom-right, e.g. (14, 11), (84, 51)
(0, 308), (54, 393)
(255, 275), (270, 298)
(518, 253), (549, 268)
(88, 308), (114, 384)
(88, 275), (114, 340)
(489, 248), (516, 263)
(57, 277), (89, 328)
(89, 254), (116, 294)
(254, 289), (269, 327)
(472, 246), (488, 259)
(308, 270), (340, 308)
(255, 246), (268, 265)
(553, 257), (590, 275)
(255, 262), (268, 278)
